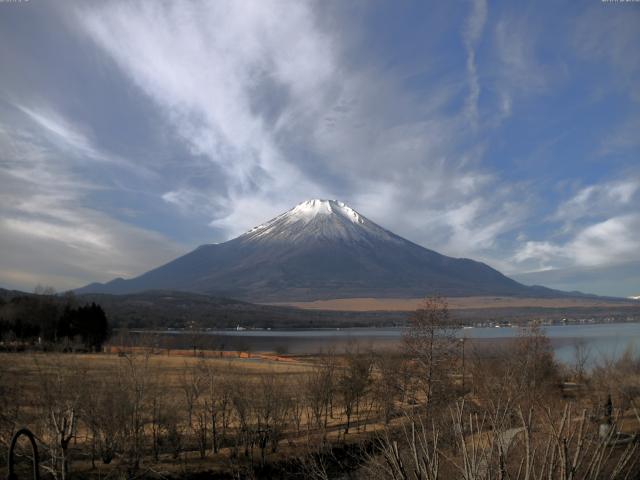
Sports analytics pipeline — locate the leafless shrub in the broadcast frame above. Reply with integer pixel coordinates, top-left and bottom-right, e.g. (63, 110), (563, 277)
(33, 356), (85, 480)
(572, 338), (591, 382)
(305, 354), (337, 438)
(338, 349), (373, 435)
(373, 354), (405, 425)
(371, 400), (638, 480)
(82, 369), (127, 466)
(403, 296), (459, 410)
(116, 352), (153, 473)
(180, 360), (209, 458)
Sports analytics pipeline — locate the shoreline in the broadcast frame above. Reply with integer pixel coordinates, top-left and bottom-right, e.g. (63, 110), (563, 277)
(112, 322), (640, 359)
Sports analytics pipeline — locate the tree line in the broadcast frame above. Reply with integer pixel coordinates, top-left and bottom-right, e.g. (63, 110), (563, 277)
(0, 288), (109, 351)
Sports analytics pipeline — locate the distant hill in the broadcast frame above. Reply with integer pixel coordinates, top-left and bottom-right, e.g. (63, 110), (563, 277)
(3, 288), (639, 330)
(77, 199), (585, 302)
(72, 290), (409, 329)
(0, 287), (405, 329)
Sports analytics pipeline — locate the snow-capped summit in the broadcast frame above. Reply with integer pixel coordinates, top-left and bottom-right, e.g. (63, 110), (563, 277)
(248, 199), (359, 232)
(77, 199), (564, 301)
(287, 199), (364, 224)
(241, 199), (396, 244)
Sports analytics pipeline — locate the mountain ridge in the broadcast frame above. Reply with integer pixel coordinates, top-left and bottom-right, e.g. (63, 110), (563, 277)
(76, 199), (586, 301)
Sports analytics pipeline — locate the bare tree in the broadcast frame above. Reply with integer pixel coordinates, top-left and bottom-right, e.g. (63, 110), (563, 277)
(148, 379), (164, 462)
(371, 400), (639, 480)
(162, 398), (186, 460)
(572, 338), (591, 382)
(117, 352), (152, 473)
(218, 369), (234, 452)
(290, 376), (306, 436)
(338, 349), (372, 434)
(373, 354), (403, 425)
(229, 374), (253, 458)
(205, 362), (226, 454)
(252, 372), (290, 465)
(306, 356), (336, 438)
(35, 357), (84, 480)
(82, 369), (128, 466)
(181, 360), (209, 458)
(267, 376), (291, 454)
(403, 296), (459, 409)
(513, 324), (559, 404)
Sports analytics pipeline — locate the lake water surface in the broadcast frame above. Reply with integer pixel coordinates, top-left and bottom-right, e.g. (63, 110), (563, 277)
(174, 322), (640, 365)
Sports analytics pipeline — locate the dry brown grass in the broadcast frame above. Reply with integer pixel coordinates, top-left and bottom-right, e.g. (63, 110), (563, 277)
(0, 351), (333, 477)
(0, 350), (313, 396)
(4, 340), (640, 479)
(267, 295), (636, 311)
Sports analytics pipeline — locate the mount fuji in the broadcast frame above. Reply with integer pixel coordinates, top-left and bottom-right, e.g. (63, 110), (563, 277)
(77, 199), (563, 301)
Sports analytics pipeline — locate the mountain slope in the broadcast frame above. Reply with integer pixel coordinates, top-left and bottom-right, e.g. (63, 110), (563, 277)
(77, 199), (570, 301)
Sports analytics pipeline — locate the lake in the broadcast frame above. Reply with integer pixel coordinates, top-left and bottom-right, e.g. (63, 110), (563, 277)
(160, 322), (640, 365)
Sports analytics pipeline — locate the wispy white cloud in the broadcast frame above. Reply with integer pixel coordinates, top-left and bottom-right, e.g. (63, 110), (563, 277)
(76, 0), (519, 258)
(514, 214), (640, 271)
(513, 240), (567, 270)
(462, 0), (487, 129)
(0, 209), (184, 290)
(0, 108), (184, 291)
(553, 178), (639, 226)
(77, 0), (329, 212)
(573, 6), (640, 102)
(16, 104), (155, 178)
(513, 176), (640, 273)
(599, 116), (640, 156)
(492, 14), (552, 120)
(570, 214), (640, 266)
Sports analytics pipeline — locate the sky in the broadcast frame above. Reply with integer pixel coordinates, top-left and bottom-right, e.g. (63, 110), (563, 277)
(0, 0), (639, 297)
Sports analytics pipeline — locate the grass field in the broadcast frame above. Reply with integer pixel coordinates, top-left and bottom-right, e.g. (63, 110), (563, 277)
(0, 350), (390, 478)
(3, 332), (640, 479)
(269, 295), (640, 311)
